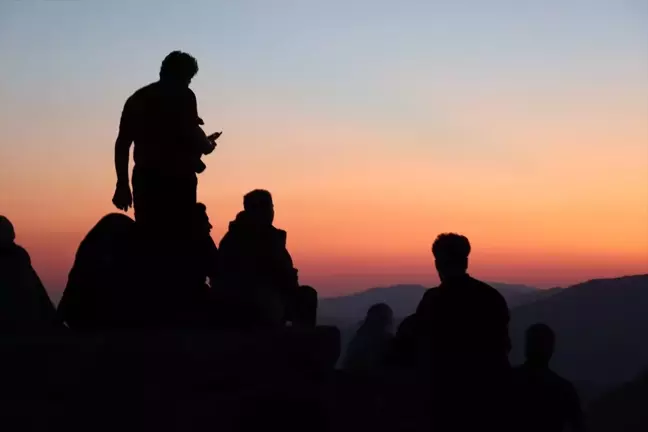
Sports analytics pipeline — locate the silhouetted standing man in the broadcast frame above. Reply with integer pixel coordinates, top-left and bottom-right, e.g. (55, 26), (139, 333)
(112, 51), (217, 235)
(513, 323), (585, 432)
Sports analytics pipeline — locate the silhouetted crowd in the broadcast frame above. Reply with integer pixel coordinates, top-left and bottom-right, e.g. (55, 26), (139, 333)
(0, 51), (587, 431)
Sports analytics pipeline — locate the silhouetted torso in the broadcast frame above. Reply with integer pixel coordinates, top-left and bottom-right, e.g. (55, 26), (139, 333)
(121, 81), (200, 175)
(217, 211), (298, 294)
(512, 363), (583, 432)
(216, 211), (298, 326)
(414, 274), (512, 430)
(415, 274), (510, 376)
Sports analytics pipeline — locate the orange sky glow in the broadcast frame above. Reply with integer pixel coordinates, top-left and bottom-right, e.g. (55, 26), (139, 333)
(1, 2), (647, 298)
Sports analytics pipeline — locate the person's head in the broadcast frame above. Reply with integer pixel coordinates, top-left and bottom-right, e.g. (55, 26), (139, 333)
(243, 189), (274, 226)
(159, 51), (199, 87)
(364, 303), (394, 332)
(525, 323), (555, 366)
(193, 203), (213, 235)
(432, 233), (471, 281)
(0, 215), (16, 247)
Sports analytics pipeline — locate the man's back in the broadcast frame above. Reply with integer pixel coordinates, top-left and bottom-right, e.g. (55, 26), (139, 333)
(217, 211), (298, 294)
(414, 276), (512, 430)
(416, 275), (511, 373)
(121, 81), (199, 173)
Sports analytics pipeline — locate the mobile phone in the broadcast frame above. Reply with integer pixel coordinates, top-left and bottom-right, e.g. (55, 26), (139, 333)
(207, 131), (222, 141)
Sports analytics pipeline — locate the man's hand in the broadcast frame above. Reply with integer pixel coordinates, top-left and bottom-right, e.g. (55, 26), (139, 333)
(112, 182), (132, 212)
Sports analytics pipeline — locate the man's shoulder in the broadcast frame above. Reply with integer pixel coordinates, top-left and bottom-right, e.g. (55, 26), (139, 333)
(422, 285), (443, 298)
(0, 243), (31, 265)
(467, 275), (496, 290)
(549, 369), (576, 390)
(128, 82), (160, 103)
(417, 286), (444, 312)
(469, 276), (507, 300)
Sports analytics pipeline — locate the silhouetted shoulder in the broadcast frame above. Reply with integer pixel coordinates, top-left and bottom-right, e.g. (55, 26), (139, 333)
(467, 276), (498, 292)
(468, 276), (509, 308)
(514, 365), (578, 397)
(120, 83), (158, 128)
(132, 82), (159, 98)
(513, 365), (583, 429)
(2, 243), (32, 266)
(124, 82), (152, 108)
(415, 286), (442, 314)
(547, 369), (580, 404)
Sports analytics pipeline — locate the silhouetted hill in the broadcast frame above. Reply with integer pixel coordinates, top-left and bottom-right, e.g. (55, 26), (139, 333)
(319, 281), (540, 323)
(509, 275), (648, 388)
(586, 367), (648, 432)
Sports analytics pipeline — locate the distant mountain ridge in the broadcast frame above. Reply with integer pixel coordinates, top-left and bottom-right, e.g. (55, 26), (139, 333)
(319, 281), (542, 321)
(320, 274), (648, 391)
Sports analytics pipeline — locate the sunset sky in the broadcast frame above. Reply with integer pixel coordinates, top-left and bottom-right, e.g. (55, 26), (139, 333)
(1, 1), (647, 298)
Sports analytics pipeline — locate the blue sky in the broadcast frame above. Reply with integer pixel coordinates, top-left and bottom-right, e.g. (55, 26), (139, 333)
(1, 1), (647, 294)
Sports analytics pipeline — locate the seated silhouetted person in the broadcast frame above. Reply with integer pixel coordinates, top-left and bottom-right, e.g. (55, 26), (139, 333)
(111, 51), (218, 236)
(0, 216), (59, 332)
(57, 213), (140, 330)
(343, 303), (394, 376)
(216, 190), (317, 328)
(512, 323), (585, 432)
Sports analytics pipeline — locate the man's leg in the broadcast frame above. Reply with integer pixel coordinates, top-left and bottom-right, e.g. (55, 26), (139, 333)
(167, 172), (202, 326)
(132, 166), (168, 237)
(132, 168), (197, 239)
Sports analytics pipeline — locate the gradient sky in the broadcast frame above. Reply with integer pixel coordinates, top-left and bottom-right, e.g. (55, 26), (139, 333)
(1, 0), (647, 298)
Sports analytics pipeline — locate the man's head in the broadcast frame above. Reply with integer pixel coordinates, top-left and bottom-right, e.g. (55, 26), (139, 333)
(243, 189), (274, 226)
(525, 323), (555, 366)
(0, 215), (16, 247)
(194, 203), (212, 235)
(159, 51), (199, 86)
(432, 233), (470, 281)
